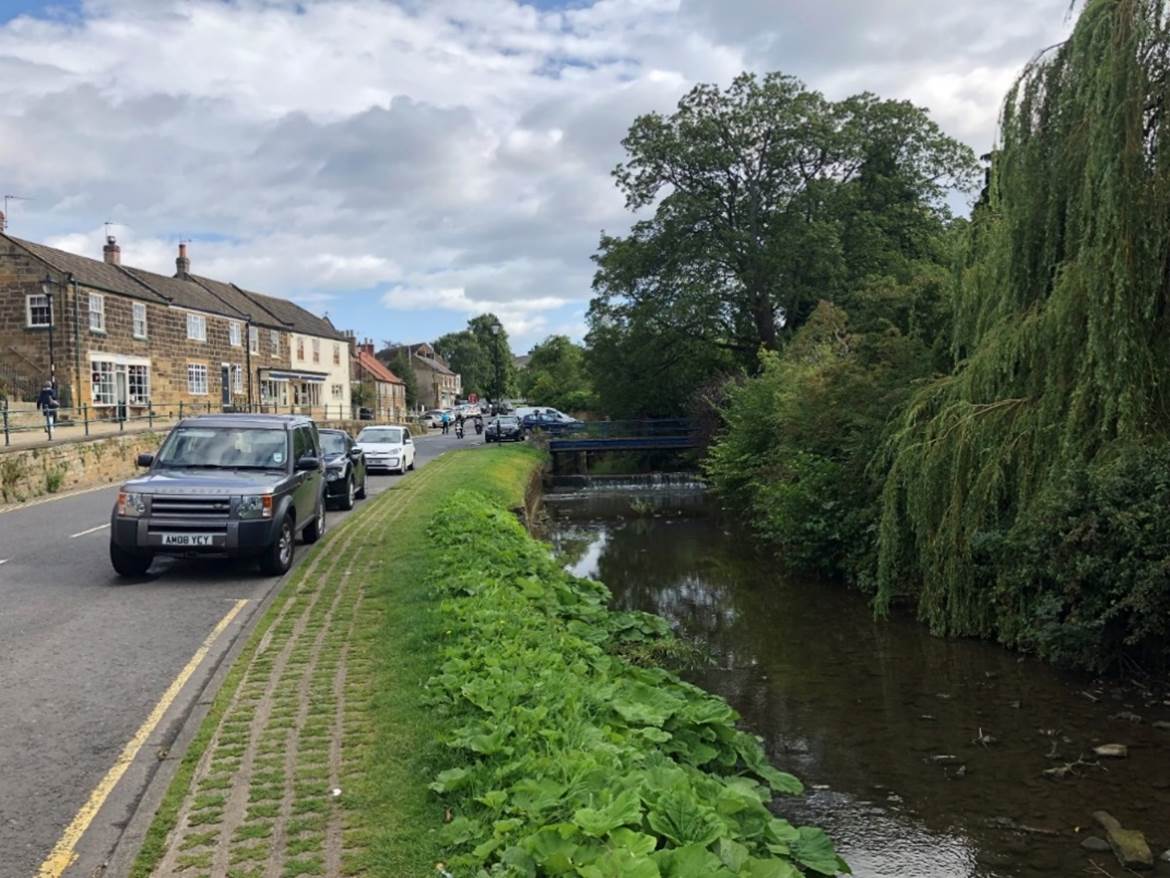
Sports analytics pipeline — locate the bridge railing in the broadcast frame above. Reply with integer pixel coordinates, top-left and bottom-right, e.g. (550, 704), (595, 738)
(561, 418), (695, 439)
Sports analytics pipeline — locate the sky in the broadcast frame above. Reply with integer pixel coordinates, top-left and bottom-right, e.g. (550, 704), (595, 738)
(0, 0), (1073, 353)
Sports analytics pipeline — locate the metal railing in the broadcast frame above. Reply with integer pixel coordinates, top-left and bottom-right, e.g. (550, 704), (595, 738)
(0, 399), (412, 448)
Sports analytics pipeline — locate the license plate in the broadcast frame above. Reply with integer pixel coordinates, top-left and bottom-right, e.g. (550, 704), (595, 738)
(161, 533), (215, 547)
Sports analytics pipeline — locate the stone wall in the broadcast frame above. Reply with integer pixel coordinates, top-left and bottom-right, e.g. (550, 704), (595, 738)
(0, 431), (166, 505)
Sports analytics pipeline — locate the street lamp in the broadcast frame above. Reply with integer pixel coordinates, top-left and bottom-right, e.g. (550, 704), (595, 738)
(489, 322), (503, 404)
(40, 274), (57, 391)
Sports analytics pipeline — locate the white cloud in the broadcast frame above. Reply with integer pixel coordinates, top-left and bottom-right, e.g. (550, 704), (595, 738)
(0, 0), (1073, 351)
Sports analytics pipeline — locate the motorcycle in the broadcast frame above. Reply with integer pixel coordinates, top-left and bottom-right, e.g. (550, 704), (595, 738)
(455, 420), (465, 439)
(474, 418), (484, 436)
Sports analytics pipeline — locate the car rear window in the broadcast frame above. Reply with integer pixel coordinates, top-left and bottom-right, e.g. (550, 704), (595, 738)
(357, 427), (403, 444)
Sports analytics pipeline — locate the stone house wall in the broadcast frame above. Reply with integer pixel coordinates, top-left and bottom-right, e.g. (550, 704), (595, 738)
(0, 430), (166, 504)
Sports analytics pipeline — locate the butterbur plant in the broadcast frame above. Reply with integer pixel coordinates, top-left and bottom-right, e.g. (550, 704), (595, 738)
(425, 491), (848, 877)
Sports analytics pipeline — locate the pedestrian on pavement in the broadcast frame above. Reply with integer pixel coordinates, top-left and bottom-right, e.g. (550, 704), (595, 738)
(441, 411), (450, 434)
(37, 381), (59, 427)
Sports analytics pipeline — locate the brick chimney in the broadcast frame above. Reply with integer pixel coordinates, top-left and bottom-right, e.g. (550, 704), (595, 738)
(103, 235), (121, 265)
(175, 242), (190, 278)
(359, 337), (375, 356)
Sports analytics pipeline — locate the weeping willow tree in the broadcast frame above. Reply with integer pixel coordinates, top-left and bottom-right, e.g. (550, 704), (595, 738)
(876, 0), (1170, 639)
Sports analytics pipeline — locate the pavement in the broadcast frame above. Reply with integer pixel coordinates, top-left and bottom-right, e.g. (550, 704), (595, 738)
(0, 428), (486, 878)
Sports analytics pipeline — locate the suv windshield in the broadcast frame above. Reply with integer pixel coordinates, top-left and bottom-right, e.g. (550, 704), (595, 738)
(358, 427), (403, 444)
(496, 417), (519, 425)
(320, 432), (349, 456)
(156, 427), (289, 469)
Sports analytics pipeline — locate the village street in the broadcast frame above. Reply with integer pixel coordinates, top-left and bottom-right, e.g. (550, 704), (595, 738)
(0, 430), (480, 878)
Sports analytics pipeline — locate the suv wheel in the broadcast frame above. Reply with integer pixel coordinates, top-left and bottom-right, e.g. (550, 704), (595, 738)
(261, 514), (295, 575)
(110, 542), (152, 577)
(303, 498), (326, 544)
(340, 476), (356, 511)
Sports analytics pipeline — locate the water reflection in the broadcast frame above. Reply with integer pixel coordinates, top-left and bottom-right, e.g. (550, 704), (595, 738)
(545, 494), (1170, 878)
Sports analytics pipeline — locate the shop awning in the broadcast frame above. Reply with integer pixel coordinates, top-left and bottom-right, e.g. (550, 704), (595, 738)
(260, 369), (328, 383)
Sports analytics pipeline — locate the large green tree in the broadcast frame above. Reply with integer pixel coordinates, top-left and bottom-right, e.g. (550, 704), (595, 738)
(519, 335), (596, 413)
(434, 313), (515, 400)
(587, 71), (978, 413)
(383, 347), (420, 410)
(876, 0), (1170, 668)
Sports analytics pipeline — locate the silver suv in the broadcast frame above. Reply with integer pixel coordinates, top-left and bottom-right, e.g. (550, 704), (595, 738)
(108, 414), (326, 577)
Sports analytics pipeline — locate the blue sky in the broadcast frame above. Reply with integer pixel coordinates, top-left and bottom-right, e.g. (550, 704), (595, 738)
(0, 0), (1071, 353)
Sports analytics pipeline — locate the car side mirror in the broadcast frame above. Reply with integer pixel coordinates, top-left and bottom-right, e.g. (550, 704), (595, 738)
(294, 455), (320, 472)
(137, 453), (154, 467)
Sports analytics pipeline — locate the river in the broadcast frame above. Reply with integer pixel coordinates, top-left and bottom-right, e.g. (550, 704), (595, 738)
(543, 481), (1170, 878)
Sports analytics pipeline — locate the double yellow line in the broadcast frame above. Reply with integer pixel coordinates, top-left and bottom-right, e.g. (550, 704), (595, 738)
(37, 599), (249, 878)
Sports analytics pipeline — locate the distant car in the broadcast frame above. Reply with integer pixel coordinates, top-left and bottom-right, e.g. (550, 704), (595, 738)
(319, 428), (367, 510)
(420, 410), (444, 427)
(108, 414), (326, 577)
(521, 409), (584, 435)
(358, 407), (374, 421)
(485, 415), (524, 443)
(355, 425), (416, 474)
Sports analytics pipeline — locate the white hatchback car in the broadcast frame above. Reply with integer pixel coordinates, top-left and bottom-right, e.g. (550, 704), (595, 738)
(355, 425), (416, 474)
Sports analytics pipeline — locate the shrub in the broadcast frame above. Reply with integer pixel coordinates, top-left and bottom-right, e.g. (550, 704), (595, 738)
(978, 443), (1170, 672)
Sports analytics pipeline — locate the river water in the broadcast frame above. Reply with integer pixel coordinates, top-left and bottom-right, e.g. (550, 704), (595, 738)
(543, 483), (1170, 878)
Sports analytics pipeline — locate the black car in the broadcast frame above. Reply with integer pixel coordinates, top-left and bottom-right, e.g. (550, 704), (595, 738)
(108, 414), (326, 578)
(520, 410), (585, 435)
(319, 428), (368, 510)
(485, 415), (524, 442)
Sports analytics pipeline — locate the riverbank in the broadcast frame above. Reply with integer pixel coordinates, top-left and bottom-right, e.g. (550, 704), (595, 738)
(131, 446), (544, 877)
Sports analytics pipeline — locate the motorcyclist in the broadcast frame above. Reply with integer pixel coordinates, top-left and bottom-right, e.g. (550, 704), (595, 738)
(474, 415), (484, 435)
(455, 415), (465, 439)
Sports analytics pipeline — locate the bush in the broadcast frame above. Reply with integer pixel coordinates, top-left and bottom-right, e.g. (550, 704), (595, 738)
(978, 443), (1170, 672)
(425, 490), (846, 877)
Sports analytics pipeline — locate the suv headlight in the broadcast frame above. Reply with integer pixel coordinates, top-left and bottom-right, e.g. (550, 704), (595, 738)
(117, 491), (147, 517)
(238, 495), (273, 519)
(326, 467), (344, 481)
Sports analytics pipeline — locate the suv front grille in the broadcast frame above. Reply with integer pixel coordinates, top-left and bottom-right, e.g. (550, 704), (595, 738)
(151, 495), (232, 522)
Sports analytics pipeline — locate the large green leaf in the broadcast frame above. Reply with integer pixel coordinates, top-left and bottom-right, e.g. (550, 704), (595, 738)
(793, 826), (849, 875)
(612, 682), (685, 727)
(646, 793), (724, 847)
(577, 848), (661, 878)
(574, 789), (644, 837)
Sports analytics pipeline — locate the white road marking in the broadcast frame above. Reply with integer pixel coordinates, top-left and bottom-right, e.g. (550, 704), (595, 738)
(0, 559), (8, 565)
(69, 523), (110, 539)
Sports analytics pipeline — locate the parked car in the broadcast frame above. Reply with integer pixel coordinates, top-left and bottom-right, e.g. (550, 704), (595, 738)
(485, 415), (524, 443)
(521, 409), (585, 435)
(108, 414), (326, 578)
(319, 428), (368, 510)
(355, 425), (416, 474)
(357, 407), (374, 421)
(420, 410), (445, 427)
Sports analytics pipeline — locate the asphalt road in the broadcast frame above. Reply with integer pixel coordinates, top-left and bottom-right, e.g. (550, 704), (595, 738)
(0, 429), (485, 878)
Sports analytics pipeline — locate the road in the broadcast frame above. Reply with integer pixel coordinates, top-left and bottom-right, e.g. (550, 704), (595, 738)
(0, 429), (485, 878)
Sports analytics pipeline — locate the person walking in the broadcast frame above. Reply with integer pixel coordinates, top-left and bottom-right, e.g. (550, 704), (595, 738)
(441, 411), (450, 435)
(36, 381), (59, 434)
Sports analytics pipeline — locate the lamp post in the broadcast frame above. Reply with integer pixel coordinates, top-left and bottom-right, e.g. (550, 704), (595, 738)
(489, 322), (503, 405)
(40, 274), (57, 391)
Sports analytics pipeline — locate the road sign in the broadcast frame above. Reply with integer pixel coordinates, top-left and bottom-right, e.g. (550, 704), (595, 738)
(468, 393), (479, 403)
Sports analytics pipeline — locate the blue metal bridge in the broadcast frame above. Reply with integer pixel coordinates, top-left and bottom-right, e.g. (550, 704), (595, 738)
(545, 419), (698, 454)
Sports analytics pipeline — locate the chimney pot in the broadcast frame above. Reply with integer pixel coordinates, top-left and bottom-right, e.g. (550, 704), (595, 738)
(103, 235), (121, 266)
(176, 242), (190, 278)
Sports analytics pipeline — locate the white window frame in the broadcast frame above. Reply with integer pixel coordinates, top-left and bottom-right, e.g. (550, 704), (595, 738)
(187, 363), (208, 395)
(128, 363), (150, 404)
(333, 342), (341, 365)
(132, 302), (148, 339)
(25, 294), (52, 328)
(296, 337), (304, 361)
(91, 360), (116, 406)
(88, 293), (105, 333)
(187, 312), (207, 342)
(311, 337), (320, 363)
(331, 383), (344, 400)
(249, 325), (259, 355)
(270, 329), (280, 358)
(229, 321), (242, 347)
(232, 364), (244, 393)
